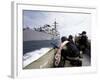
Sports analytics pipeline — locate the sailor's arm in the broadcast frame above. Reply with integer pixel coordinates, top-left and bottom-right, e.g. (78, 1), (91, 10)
(55, 41), (69, 60)
(54, 40), (69, 66)
(57, 41), (69, 54)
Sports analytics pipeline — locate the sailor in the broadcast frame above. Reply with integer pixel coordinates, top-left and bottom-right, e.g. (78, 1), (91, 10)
(78, 31), (88, 52)
(54, 36), (68, 67)
(54, 36), (80, 67)
(68, 35), (74, 44)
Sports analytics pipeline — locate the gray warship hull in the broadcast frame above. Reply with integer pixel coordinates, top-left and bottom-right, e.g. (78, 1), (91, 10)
(23, 29), (60, 55)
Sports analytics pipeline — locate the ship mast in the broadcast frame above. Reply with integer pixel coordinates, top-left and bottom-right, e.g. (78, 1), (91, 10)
(53, 18), (58, 31)
(51, 18), (60, 39)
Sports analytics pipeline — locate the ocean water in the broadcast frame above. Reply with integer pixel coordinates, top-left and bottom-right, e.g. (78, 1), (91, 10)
(23, 39), (60, 55)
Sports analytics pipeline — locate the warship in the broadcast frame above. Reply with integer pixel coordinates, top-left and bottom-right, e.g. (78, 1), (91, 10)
(23, 20), (60, 68)
(23, 20), (60, 54)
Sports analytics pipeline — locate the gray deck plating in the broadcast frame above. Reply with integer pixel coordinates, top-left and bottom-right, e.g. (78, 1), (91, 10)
(23, 49), (90, 69)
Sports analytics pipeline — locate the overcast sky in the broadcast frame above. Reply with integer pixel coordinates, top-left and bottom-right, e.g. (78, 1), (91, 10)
(23, 10), (91, 39)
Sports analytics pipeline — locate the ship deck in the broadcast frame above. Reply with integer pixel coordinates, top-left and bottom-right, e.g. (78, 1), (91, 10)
(23, 49), (91, 69)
